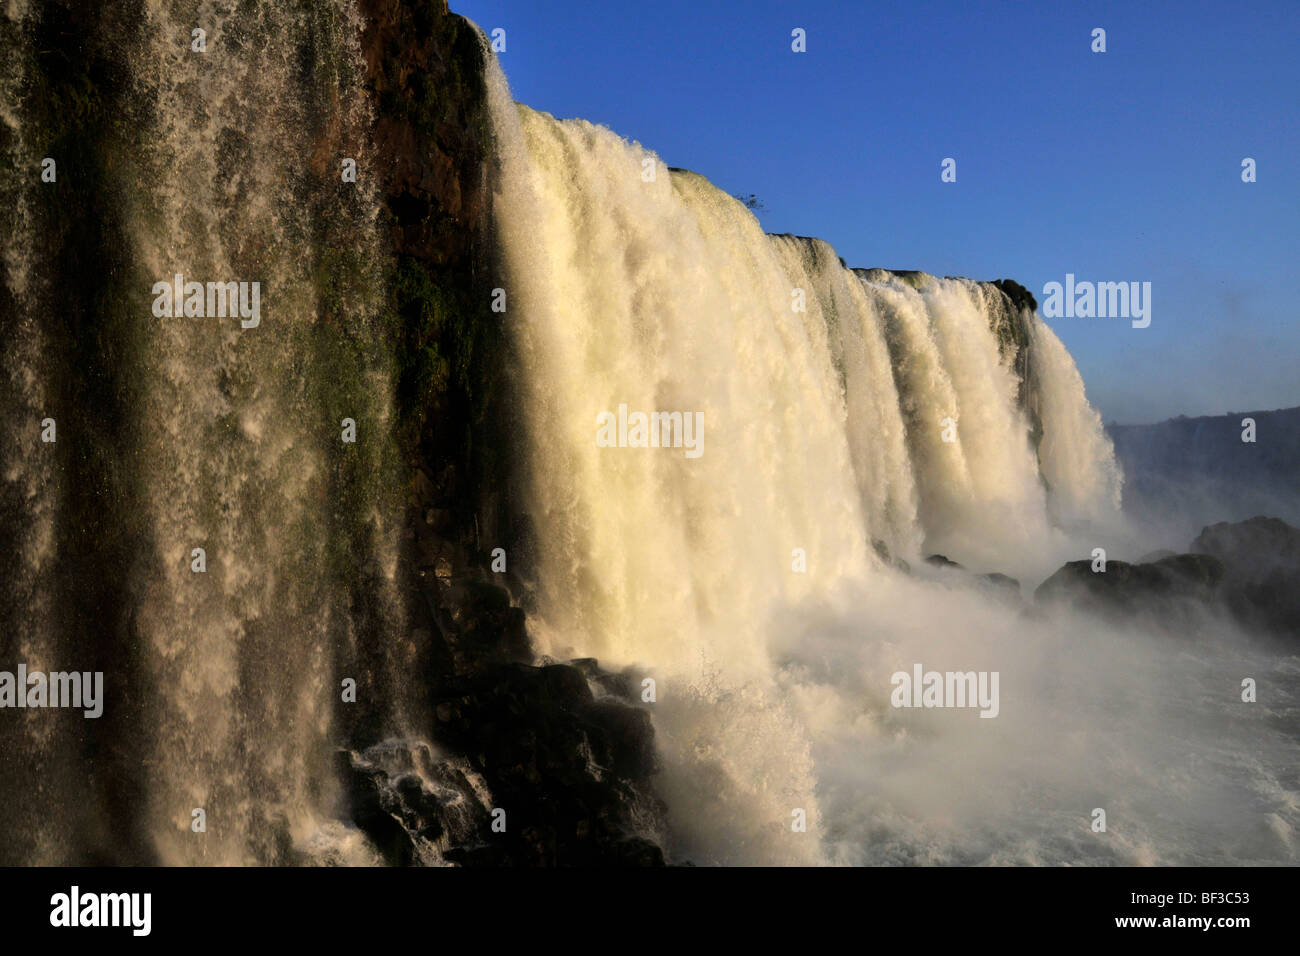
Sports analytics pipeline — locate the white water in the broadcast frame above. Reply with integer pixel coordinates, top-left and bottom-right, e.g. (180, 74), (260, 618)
(122, 0), (404, 864)
(483, 50), (1299, 865)
(0, 0), (67, 865)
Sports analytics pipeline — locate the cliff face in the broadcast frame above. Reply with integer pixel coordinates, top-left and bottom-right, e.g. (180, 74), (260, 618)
(351, 0), (667, 865)
(358, 0), (500, 547)
(1108, 406), (1300, 538)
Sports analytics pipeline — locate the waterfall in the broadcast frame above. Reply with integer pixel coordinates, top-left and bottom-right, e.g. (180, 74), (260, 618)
(0, 0), (67, 865)
(483, 50), (1295, 866)
(482, 63), (1123, 647)
(484, 73), (1122, 606)
(3, 2), (1292, 869)
(123, 0), (408, 866)
(1, 0), (408, 865)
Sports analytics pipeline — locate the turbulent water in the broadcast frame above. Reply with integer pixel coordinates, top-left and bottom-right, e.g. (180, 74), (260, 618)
(0, 0), (64, 865)
(1, 2), (1295, 867)
(0, 0), (408, 865)
(483, 50), (1299, 865)
(124, 0), (413, 867)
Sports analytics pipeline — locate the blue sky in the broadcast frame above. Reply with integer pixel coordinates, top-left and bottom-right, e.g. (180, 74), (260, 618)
(454, 0), (1299, 423)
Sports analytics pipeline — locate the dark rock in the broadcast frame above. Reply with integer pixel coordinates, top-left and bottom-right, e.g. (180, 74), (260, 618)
(872, 538), (911, 572)
(1189, 516), (1300, 638)
(343, 750), (419, 867)
(992, 278), (1038, 314)
(433, 662), (667, 866)
(342, 741), (494, 867)
(925, 554), (964, 569)
(358, 0), (517, 558)
(979, 572), (1021, 595)
(1036, 517), (1300, 641)
(433, 580), (532, 676)
(569, 657), (637, 699)
(1035, 553), (1227, 628)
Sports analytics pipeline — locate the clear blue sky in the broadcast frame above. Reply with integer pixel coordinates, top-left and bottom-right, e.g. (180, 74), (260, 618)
(453, 0), (1299, 424)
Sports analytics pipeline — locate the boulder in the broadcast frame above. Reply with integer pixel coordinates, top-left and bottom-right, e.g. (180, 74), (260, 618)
(432, 661), (666, 866)
(1035, 553), (1226, 628)
(1189, 516), (1300, 638)
(979, 572), (1022, 596)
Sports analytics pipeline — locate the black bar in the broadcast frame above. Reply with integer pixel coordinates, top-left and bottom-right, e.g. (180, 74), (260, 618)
(0, 866), (1286, 942)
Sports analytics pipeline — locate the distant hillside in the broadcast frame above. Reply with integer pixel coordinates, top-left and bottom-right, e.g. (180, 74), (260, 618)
(1107, 406), (1300, 540)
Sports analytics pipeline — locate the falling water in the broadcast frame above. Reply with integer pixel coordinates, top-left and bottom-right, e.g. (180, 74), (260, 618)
(1, 0), (408, 865)
(483, 48), (1297, 865)
(123, 0), (409, 865)
(0, 0), (69, 865)
(2, 2), (1293, 868)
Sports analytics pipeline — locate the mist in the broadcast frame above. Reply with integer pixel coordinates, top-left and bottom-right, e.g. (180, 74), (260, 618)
(482, 46), (1298, 867)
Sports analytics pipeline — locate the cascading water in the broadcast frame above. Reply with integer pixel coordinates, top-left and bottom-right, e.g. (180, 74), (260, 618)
(0, 0), (68, 865)
(483, 48), (1298, 865)
(123, 0), (411, 866)
(2, 2), (1294, 869)
(0, 0), (413, 865)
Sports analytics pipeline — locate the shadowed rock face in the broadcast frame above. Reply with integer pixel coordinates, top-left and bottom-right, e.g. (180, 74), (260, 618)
(1035, 516), (1300, 642)
(344, 655), (666, 866)
(357, 0), (505, 522)
(430, 661), (666, 866)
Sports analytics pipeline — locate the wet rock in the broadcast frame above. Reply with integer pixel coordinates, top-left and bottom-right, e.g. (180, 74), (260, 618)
(992, 278), (1038, 314)
(343, 741), (494, 867)
(569, 657), (638, 699)
(1034, 553), (1226, 628)
(979, 572), (1021, 595)
(872, 538), (911, 573)
(1189, 516), (1300, 639)
(1036, 517), (1300, 640)
(433, 661), (666, 866)
(345, 0), (667, 868)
